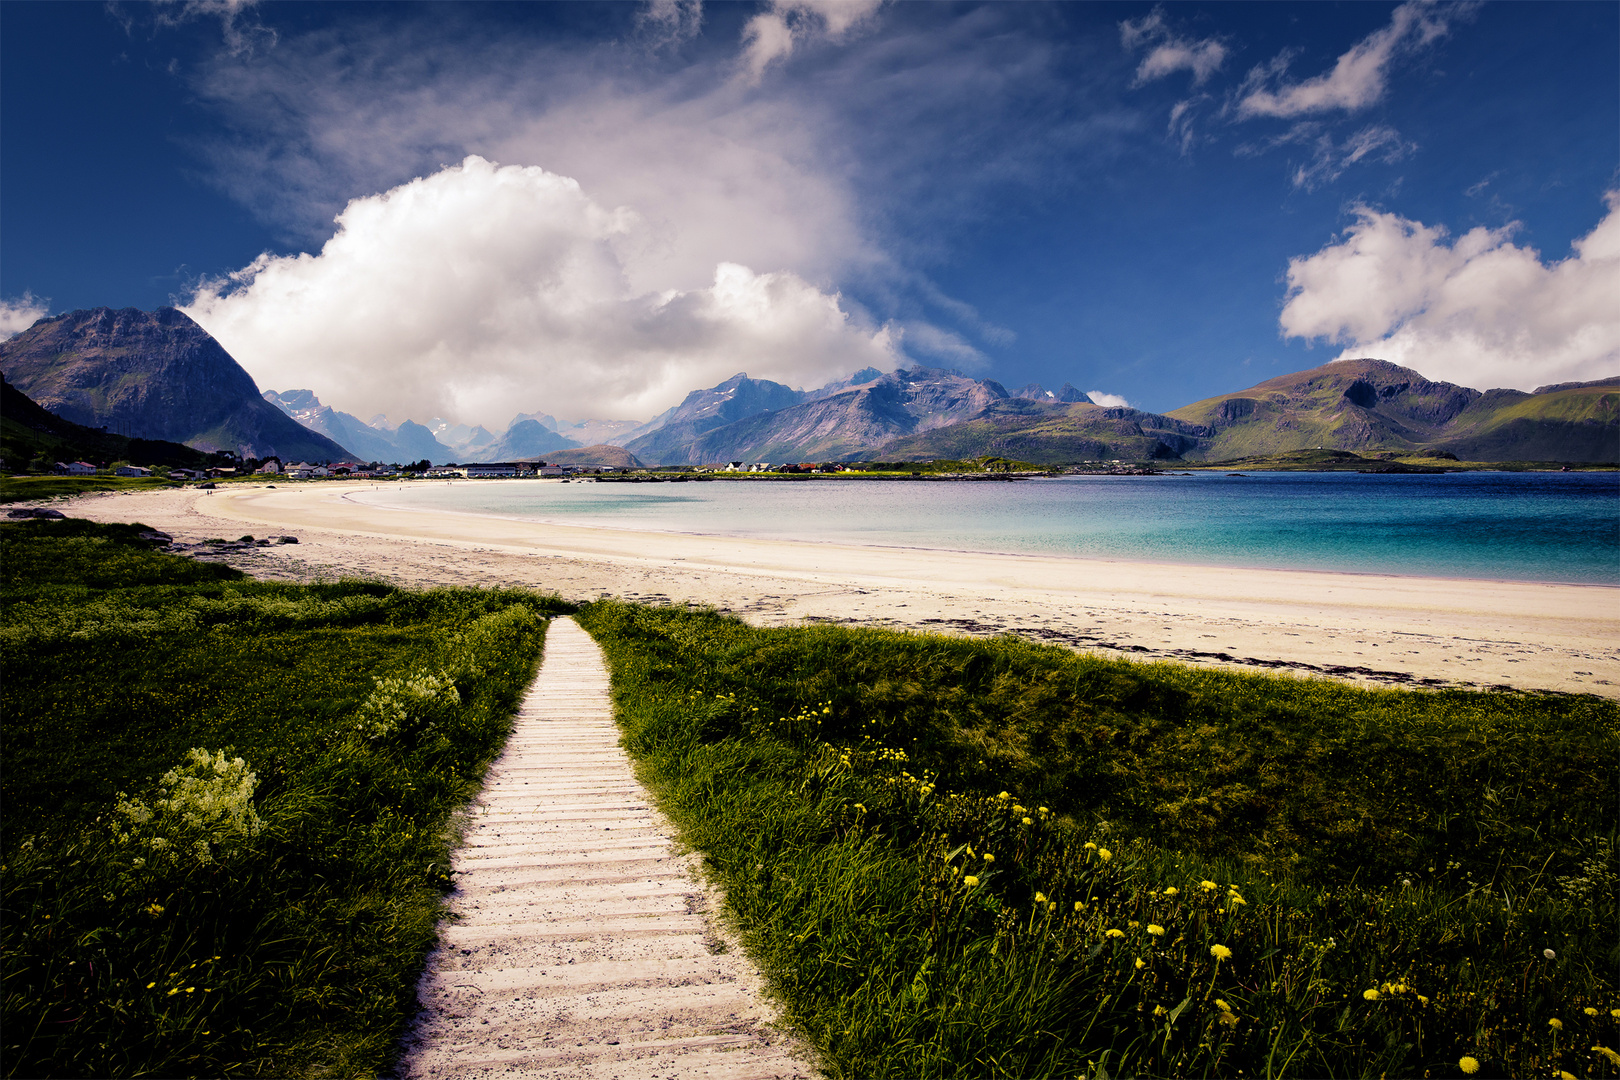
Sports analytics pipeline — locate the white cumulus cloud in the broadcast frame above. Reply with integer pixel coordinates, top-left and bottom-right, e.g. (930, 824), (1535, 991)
(182, 156), (902, 427)
(0, 293), (51, 341)
(1086, 391), (1130, 409)
(1279, 192), (1620, 390)
(1236, 1), (1463, 119)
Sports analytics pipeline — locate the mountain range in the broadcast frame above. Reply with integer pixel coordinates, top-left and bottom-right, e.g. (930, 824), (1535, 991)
(2, 306), (1614, 466)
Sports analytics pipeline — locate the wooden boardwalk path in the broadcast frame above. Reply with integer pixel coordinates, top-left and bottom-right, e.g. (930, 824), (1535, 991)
(397, 617), (815, 1079)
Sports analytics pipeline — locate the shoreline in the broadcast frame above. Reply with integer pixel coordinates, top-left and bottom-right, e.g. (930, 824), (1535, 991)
(28, 481), (1620, 698)
(340, 484), (1619, 589)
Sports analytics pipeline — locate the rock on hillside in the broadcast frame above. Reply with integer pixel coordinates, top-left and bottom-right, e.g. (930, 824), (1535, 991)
(2, 308), (352, 461)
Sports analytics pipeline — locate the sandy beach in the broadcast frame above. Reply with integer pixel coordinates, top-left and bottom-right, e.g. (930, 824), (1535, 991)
(34, 480), (1620, 698)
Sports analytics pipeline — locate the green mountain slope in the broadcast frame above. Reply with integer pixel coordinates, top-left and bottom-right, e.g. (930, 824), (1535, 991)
(1435, 382), (1619, 460)
(875, 360), (1616, 465)
(875, 399), (1207, 463)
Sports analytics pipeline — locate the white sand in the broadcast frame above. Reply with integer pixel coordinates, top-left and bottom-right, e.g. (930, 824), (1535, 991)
(398, 618), (814, 1079)
(38, 482), (1620, 697)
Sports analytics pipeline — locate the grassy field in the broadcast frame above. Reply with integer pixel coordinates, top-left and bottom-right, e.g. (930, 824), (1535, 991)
(0, 475), (189, 503)
(576, 601), (1620, 1079)
(1, 518), (573, 1077)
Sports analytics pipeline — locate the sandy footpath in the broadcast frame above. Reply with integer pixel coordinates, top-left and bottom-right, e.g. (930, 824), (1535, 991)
(30, 481), (1620, 698)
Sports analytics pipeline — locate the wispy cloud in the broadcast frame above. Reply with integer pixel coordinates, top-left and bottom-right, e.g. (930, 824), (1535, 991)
(739, 0), (884, 84)
(1290, 124), (1417, 190)
(636, 0), (703, 50)
(1280, 191), (1620, 390)
(1120, 8), (1227, 87)
(1235, 1), (1468, 120)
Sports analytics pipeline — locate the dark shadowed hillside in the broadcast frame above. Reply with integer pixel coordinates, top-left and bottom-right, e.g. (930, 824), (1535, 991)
(2, 308), (352, 461)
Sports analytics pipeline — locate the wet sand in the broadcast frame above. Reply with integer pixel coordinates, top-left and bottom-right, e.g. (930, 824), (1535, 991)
(37, 481), (1620, 697)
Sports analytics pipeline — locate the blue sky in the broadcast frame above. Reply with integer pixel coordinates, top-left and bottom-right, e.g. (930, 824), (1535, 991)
(2, 1), (1615, 427)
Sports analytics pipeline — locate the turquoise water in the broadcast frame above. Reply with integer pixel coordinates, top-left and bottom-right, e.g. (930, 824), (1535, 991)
(350, 471), (1620, 585)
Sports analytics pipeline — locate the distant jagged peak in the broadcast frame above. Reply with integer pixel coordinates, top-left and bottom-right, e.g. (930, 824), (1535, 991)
(508, 410), (559, 432)
(263, 388), (323, 414)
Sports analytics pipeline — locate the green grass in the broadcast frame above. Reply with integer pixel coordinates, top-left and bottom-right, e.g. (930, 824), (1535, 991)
(1, 518), (574, 1077)
(0, 475), (187, 503)
(576, 601), (1620, 1079)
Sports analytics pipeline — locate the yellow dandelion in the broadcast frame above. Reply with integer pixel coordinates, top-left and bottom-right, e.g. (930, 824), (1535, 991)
(1128, 920), (1141, 928)
(1048, 901), (1056, 912)
(1229, 896), (1247, 905)
(1201, 880), (1218, 891)
(1598, 1047), (1620, 1068)
(1106, 928), (1126, 939)
(1074, 901), (1085, 912)
(1084, 842), (1098, 851)
(1557, 1072), (1576, 1080)
(1034, 892), (1046, 903)
(1022, 816), (1033, 825)
(1210, 944), (1232, 961)
(1218, 1012), (1238, 1027)
(1163, 886), (1179, 896)
(1148, 923), (1165, 936)
(1549, 1018), (1562, 1031)
(1098, 848), (1113, 862)
(982, 853), (995, 864)
(998, 791), (1010, 800)
(1585, 1007), (1599, 1017)
(963, 875), (980, 887)
(146, 981), (156, 989)
(1039, 806), (1049, 813)
(1417, 995), (1429, 1005)
(1612, 1010), (1620, 1019)
(1135, 958), (1146, 969)
(1154, 1005), (1168, 1017)
(1363, 989), (1381, 1001)
(1458, 1056), (1480, 1075)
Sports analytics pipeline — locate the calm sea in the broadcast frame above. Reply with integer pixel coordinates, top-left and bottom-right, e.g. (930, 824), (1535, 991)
(349, 471), (1620, 585)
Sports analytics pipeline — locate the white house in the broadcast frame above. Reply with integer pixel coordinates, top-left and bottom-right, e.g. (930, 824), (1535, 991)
(59, 461), (96, 475)
(114, 465), (150, 477)
(464, 462), (523, 478)
(257, 460), (282, 475)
